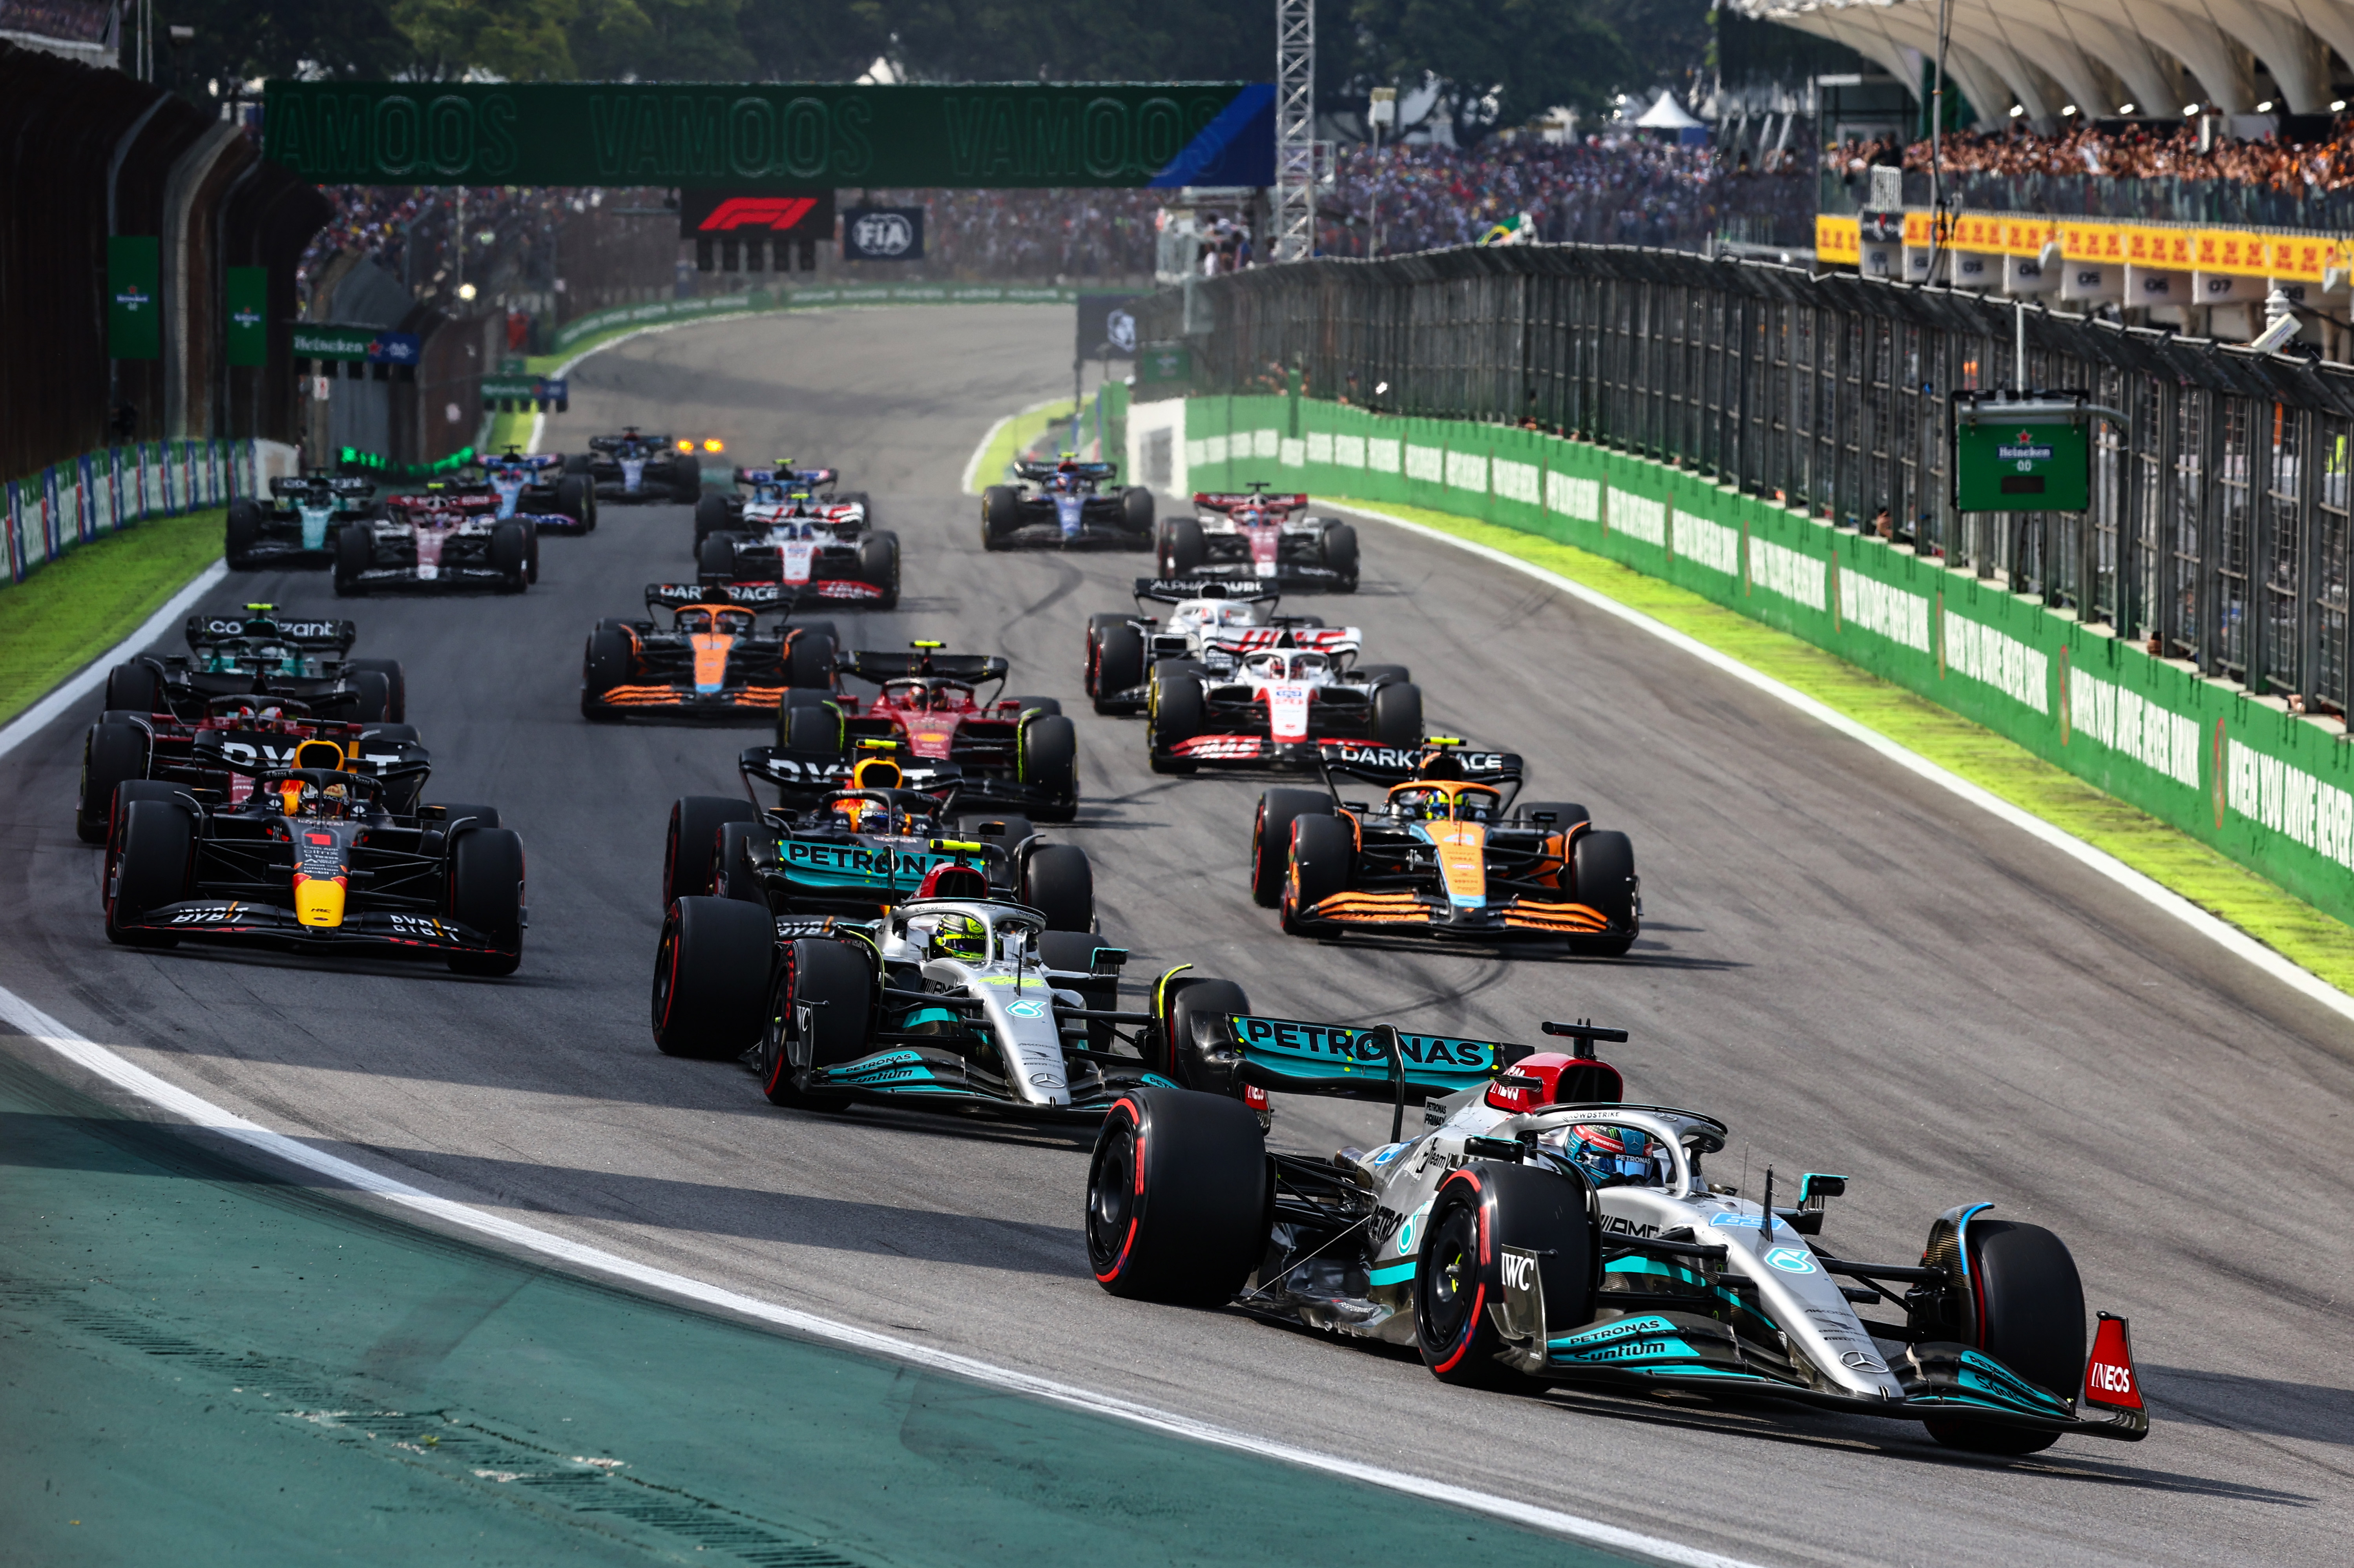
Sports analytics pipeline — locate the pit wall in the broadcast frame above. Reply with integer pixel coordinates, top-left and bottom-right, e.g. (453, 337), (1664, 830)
(1141, 392), (2354, 927)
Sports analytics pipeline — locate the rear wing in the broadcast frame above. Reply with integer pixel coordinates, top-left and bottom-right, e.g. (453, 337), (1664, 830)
(734, 465), (838, 488)
(589, 433), (674, 453)
(1194, 490), (1307, 511)
(1131, 578), (1280, 606)
(838, 649), (1009, 683)
(184, 613), (357, 653)
(646, 581), (785, 611)
(269, 475), (374, 501)
(480, 451), (560, 472)
(738, 746), (963, 799)
(1219, 1012), (1521, 1098)
(1318, 741), (1523, 786)
(1204, 625), (1362, 657)
(1016, 459), (1117, 483)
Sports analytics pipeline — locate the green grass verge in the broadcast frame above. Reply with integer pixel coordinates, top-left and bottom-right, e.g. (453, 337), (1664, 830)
(0, 511), (224, 727)
(1328, 495), (2354, 997)
(968, 401), (1080, 494)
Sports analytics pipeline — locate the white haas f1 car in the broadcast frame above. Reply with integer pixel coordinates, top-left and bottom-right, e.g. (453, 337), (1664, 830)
(1086, 580), (1409, 718)
(1087, 1014), (2148, 1456)
(1112, 584), (1420, 772)
(1157, 486), (1358, 591)
(694, 468), (897, 608)
(335, 489), (535, 595)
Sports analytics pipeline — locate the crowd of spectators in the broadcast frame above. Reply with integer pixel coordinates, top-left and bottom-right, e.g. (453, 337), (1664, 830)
(1314, 139), (1816, 256)
(297, 186), (630, 315)
(850, 188), (1164, 280)
(1835, 122), (2354, 192)
(0, 0), (113, 43)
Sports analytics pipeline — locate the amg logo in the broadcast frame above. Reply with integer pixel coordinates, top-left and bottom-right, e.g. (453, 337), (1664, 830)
(1603, 1216), (1660, 1238)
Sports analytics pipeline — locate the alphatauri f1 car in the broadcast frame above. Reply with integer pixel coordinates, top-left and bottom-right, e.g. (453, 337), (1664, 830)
(1155, 486), (1358, 591)
(1258, 741), (1639, 952)
(1086, 1013), (2149, 1456)
(225, 475), (376, 571)
(580, 584), (835, 721)
(103, 734), (523, 974)
(651, 869), (1250, 1123)
(588, 429), (713, 503)
(335, 489), (535, 595)
(475, 447), (595, 531)
(981, 457), (1155, 551)
(774, 642), (1078, 820)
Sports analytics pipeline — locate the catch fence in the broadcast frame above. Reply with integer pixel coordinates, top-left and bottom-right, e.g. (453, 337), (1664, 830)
(1137, 247), (2354, 718)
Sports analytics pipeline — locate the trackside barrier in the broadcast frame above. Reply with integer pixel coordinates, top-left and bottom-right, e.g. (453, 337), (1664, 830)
(549, 283), (1084, 355)
(2, 438), (257, 586)
(1173, 393), (2354, 927)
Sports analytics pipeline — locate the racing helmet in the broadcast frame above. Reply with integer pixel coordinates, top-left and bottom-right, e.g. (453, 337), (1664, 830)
(926, 912), (988, 963)
(1561, 1123), (1668, 1188)
(829, 796), (878, 831)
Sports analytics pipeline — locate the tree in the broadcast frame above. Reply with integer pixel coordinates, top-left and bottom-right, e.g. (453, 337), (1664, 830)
(1347, 0), (1634, 141)
(394, 0), (582, 80)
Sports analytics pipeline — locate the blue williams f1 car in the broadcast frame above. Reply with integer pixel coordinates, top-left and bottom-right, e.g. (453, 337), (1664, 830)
(1084, 1013), (2148, 1456)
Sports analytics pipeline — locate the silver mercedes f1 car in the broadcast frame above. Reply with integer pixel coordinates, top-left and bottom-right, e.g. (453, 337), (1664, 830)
(1085, 1012), (2148, 1456)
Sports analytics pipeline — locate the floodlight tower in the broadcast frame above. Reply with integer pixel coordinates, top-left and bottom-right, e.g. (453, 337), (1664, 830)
(1273, 0), (1315, 262)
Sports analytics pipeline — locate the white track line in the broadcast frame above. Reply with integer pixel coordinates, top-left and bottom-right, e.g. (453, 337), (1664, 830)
(1332, 499), (2354, 1025)
(0, 983), (1755, 1568)
(0, 560), (228, 761)
(960, 396), (1075, 494)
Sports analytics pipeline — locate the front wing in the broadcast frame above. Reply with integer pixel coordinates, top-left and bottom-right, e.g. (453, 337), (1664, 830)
(583, 679), (788, 720)
(791, 1041), (1171, 1122)
(1295, 887), (1623, 939)
(117, 898), (513, 959)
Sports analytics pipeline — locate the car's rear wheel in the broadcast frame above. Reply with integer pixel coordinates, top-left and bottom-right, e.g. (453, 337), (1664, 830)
(1157, 515), (1206, 578)
(1091, 622), (1145, 711)
(1370, 680), (1422, 747)
(555, 474), (590, 526)
(1019, 842), (1093, 932)
(664, 795), (761, 908)
(981, 485), (1019, 549)
(102, 660), (162, 715)
(333, 519), (371, 595)
(445, 827), (526, 975)
(778, 700), (842, 766)
(693, 490), (732, 549)
(78, 720), (150, 844)
(1320, 521), (1359, 587)
(104, 799), (190, 947)
(1020, 713), (1078, 820)
(1086, 1085), (1269, 1304)
(1007, 695), (1061, 717)
(1282, 812), (1354, 934)
(698, 531), (739, 578)
(1923, 1220), (2084, 1456)
(346, 669), (392, 725)
(346, 657), (407, 723)
(1251, 788), (1334, 908)
(758, 937), (872, 1107)
(1122, 486), (1155, 534)
(1414, 1164), (1595, 1388)
(489, 520), (530, 592)
(786, 629), (835, 691)
(859, 532), (900, 606)
(1354, 662), (1411, 687)
(1567, 831), (1637, 957)
(651, 895), (773, 1058)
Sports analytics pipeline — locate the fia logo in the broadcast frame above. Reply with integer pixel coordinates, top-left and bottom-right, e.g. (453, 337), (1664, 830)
(852, 211), (916, 256)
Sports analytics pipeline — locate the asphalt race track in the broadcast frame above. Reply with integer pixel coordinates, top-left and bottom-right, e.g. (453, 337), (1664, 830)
(6, 304), (2353, 1568)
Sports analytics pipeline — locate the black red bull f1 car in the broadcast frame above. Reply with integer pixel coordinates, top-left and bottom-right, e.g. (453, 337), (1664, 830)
(1086, 1011), (2148, 1456)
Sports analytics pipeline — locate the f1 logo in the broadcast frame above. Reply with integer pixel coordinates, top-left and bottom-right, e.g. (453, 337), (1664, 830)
(699, 198), (817, 232)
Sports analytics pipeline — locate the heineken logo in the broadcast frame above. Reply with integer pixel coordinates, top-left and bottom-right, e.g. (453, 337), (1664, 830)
(232, 306), (261, 329)
(115, 286), (151, 312)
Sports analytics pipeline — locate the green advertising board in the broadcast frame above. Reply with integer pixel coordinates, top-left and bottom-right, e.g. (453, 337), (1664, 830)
(1138, 342), (1192, 386)
(261, 81), (1275, 189)
(108, 236), (161, 361)
(225, 266), (268, 367)
(1955, 402), (2091, 512)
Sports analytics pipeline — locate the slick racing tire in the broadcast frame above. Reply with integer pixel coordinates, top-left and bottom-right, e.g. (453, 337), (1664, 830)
(758, 937), (873, 1109)
(1146, 661), (1203, 773)
(1281, 813), (1354, 935)
(346, 658), (408, 724)
(1019, 713), (1078, 820)
(1518, 800), (1590, 832)
(523, 516), (541, 583)
(785, 629), (836, 691)
(1566, 831), (1637, 958)
(445, 826), (526, 976)
(582, 624), (631, 718)
(224, 498), (263, 568)
(1251, 788), (1334, 908)
(77, 720), (150, 844)
(981, 485), (1020, 549)
(693, 490), (732, 550)
(333, 518), (372, 596)
(1922, 1221), (2085, 1457)
(563, 452), (592, 475)
(1018, 842), (1093, 932)
(1370, 681), (1423, 748)
(555, 474), (591, 528)
(652, 896), (772, 1058)
(697, 531), (739, 579)
(346, 669), (393, 726)
(1008, 695), (1062, 717)
(102, 660), (162, 714)
(714, 820), (773, 908)
(1121, 486), (1155, 536)
(1354, 662), (1411, 687)
(664, 795), (761, 908)
(1157, 516), (1206, 578)
(1160, 975), (1251, 1093)
(965, 813), (1035, 855)
(858, 532), (900, 607)
(105, 799), (192, 948)
(490, 519), (531, 592)
(1415, 1163), (1597, 1389)
(1086, 1085), (1270, 1305)
(778, 701), (842, 764)
(1089, 622), (1145, 712)
(1035, 928), (1116, 973)
(1319, 520), (1359, 588)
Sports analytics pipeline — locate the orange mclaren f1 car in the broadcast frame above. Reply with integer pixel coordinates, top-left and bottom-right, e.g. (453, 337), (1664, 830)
(1249, 740), (1639, 954)
(580, 583), (834, 720)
